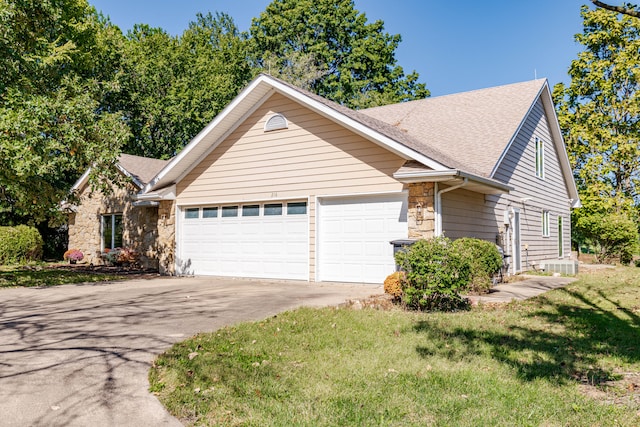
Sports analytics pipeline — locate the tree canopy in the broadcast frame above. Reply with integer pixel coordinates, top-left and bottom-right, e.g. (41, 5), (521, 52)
(0, 0), (429, 225)
(249, 0), (429, 108)
(554, 6), (640, 259)
(117, 13), (254, 159)
(0, 0), (129, 224)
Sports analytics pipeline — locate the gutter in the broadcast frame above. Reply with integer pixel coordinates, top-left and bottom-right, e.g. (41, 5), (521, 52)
(434, 178), (468, 236)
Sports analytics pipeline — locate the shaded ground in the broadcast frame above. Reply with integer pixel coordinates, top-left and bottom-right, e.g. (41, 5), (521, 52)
(0, 276), (381, 426)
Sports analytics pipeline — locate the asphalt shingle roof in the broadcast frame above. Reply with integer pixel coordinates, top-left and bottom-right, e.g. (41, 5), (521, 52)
(360, 79), (546, 178)
(117, 154), (170, 186)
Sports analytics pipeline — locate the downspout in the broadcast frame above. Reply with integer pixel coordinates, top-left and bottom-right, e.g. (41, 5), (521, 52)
(434, 178), (468, 236)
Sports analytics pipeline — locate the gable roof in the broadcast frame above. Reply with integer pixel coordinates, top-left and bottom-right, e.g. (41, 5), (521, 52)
(146, 74), (510, 194)
(361, 80), (546, 179)
(362, 79), (579, 205)
(142, 74), (577, 205)
(70, 153), (170, 192)
(117, 154), (170, 188)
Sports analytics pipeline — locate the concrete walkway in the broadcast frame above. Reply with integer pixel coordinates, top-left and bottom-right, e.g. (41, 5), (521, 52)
(466, 275), (576, 304)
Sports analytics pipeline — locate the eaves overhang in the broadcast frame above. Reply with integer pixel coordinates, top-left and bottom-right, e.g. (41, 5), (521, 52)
(394, 169), (512, 195)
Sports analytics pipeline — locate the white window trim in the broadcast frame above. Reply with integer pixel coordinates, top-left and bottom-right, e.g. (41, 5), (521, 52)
(558, 215), (564, 258)
(542, 210), (550, 237)
(101, 213), (123, 250)
(535, 137), (545, 179)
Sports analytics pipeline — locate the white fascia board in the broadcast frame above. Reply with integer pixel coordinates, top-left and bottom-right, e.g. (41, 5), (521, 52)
(490, 81), (546, 179)
(539, 85), (581, 208)
(115, 163), (144, 189)
(170, 90), (276, 187)
(267, 78), (448, 171)
(145, 77), (272, 193)
(489, 80), (580, 207)
(70, 167), (92, 192)
(395, 168), (512, 192)
(146, 74), (448, 193)
(136, 184), (176, 201)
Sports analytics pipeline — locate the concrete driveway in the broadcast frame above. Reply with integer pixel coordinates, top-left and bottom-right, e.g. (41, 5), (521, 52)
(0, 277), (381, 426)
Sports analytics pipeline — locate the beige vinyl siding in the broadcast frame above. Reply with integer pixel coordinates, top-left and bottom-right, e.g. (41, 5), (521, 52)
(177, 93), (405, 202)
(177, 92), (406, 280)
(442, 98), (572, 270)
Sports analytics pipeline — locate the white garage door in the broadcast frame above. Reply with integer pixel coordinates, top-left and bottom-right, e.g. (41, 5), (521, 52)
(318, 194), (408, 283)
(177, 201), (308, 280)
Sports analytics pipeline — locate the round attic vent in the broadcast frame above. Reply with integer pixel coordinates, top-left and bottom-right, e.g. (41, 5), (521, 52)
(264, 113), (288, 132)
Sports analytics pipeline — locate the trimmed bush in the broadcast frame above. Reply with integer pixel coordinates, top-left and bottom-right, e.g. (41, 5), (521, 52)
(395, 237), (470, 311)
(383, 271), (404, 298)
(452, 237), (502, 293)
(0, 225), (44, 264)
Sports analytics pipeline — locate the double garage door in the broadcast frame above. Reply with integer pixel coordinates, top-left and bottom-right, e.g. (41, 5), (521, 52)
(177, 194), (407, 283)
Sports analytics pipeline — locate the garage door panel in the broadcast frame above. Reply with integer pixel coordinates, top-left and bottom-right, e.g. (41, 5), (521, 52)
(318, 194), (407, 284)
(178, 203), (308, 280)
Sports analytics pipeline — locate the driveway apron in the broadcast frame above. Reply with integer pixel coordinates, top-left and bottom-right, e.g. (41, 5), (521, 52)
(0, 277), (381, 427)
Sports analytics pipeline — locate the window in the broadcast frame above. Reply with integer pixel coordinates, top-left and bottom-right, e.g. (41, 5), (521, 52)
(287, 202), (307, 215)
(264, 113), (288, 132)
(102, 214), (123, 250)
(264, 203), (283, 216)
(185, 208), (199, 219)
(221, 206), (238, 217)
(535, 137), (545, 179)
(242, 205), (260, 216)
(202, 207), (218, 218)
(558, 216), (564, 258)
(542, 210), (550, 237)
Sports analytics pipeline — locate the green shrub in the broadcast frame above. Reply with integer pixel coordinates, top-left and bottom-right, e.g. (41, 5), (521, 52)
(0, 225), (44, 264)
(451, 237), (502, 293)
(575, 213), (638, 264)
(395, 237), (470, 311)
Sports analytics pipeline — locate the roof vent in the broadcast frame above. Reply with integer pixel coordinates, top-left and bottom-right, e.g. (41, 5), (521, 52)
(264, 113), (288, 132)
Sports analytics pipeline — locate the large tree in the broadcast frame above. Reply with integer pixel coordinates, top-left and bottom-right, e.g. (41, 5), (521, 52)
(0, 0), (129, 225)
(249, 0), (429, 108)
(117, 13), (253, 159)
(554, 6), (640, 258)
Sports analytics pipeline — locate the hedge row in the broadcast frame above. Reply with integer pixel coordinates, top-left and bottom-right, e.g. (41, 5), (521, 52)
(0, 225), (44, 264)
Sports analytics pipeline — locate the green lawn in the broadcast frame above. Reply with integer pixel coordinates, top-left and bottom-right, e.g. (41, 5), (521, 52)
(149, 267), (640, 426)
(0, 264), (124, 288)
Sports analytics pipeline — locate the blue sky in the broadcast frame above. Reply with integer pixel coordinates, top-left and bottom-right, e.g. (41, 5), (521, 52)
(89, 0), (591, 97)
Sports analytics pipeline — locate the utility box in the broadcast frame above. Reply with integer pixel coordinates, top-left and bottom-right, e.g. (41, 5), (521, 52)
(390, 239), (419, 271)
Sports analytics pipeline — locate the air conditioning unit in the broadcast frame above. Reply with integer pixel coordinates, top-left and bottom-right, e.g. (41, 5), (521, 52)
(539, 260), (579, 275)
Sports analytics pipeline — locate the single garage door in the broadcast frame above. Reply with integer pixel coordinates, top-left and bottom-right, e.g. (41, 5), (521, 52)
(177, 201), (308, 280)
(317, 194), (408, 283)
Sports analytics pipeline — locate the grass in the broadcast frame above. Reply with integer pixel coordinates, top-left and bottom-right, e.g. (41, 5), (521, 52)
(0, 264), (124, 288)
(149, 267), (640, 426)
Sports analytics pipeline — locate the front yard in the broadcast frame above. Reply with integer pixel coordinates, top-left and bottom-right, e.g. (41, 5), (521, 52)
(149, 267), (640, 426)
(0, 264), (133, 288)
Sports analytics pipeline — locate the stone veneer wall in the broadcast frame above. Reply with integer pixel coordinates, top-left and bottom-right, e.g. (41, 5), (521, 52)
(157, 200), (176, 275)
(68, 182), (160, 270)
(408, 182), (435, 239)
